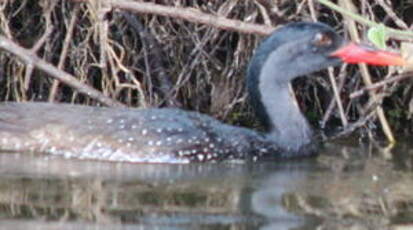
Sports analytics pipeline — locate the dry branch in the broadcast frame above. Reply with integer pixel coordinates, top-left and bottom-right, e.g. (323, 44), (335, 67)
(121, 12), (182, 108)
(350, 72), (413, 99)
(339, 0), (395, 143)
(72, 0), (276, 36)
(49, 4), (81, 102)
(0, 35), (125, 107)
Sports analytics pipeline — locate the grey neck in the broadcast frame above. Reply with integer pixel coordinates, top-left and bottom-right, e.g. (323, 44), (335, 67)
(257, 54), (313, 152)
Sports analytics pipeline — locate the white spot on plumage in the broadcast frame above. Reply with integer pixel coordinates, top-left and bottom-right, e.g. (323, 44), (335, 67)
(142, 129), (148, 135)
(197, 154), (204, 161)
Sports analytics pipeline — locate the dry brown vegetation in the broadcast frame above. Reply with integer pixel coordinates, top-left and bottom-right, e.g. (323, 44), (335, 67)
(0, 0), (412, 138)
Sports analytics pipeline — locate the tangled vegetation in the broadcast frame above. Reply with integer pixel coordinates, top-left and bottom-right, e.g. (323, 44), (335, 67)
(0, 0), (412, 141)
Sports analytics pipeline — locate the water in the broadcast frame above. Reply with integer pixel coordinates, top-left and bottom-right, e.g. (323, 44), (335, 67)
(0, 139), (412, 230)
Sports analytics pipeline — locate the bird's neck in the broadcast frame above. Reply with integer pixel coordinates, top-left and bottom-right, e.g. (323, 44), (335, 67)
(257, 77), (313, 152)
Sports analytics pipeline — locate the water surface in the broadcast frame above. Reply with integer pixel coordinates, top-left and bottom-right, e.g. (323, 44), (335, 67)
(0, 139), (412, 230)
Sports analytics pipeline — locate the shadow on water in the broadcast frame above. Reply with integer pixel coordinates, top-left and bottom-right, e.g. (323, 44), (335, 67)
(0, 138), (413, 229)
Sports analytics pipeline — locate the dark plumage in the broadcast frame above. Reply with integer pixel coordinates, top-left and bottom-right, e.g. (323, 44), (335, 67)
(0, 22), (404, 163)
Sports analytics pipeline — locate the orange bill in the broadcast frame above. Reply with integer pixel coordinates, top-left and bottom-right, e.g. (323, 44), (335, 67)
(330, 42), (406, 66)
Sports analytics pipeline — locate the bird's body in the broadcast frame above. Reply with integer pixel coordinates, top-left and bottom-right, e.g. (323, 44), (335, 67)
(0, 103), (291, 163)
(0, 22), (404, 163)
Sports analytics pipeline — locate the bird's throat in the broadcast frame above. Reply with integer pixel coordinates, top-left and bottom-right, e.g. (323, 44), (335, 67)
(258, 81), (313, 152)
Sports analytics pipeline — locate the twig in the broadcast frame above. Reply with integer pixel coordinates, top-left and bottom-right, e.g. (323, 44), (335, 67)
(329, 109), (377, 139)
(338, 0), (395, 143)
(0, 35), (125, 107)
(23, 64), (33, 92)
(325, 67), (348, 127)
(121, 12), (182, 108)
(49, 5), (80, 102)
(321, 65), (349, 128)
(254, 0), (286, 24)
(318, 0), (413, 41)
(25, 1), (57, 92)
(71, 0), (275, 36)
(350, 72), (413, 98)
(376, 0), (409, 29)
(307, 0), (318, 22)
(30, 24), (54, 53)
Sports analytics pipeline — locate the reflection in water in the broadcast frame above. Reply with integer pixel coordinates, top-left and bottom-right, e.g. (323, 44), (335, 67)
(0, 152), (315, 230)
(0, 139), (413, 229)
(251, 167), (311, 230)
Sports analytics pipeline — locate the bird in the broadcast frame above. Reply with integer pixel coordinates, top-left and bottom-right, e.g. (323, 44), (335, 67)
(0, 22), (405, 163)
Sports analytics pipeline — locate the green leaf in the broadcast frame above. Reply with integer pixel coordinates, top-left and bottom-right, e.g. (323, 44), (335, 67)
(367, 24), (388, 49)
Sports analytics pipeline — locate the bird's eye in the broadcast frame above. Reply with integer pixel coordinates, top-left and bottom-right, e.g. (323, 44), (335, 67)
(312, 32), (332, 47)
